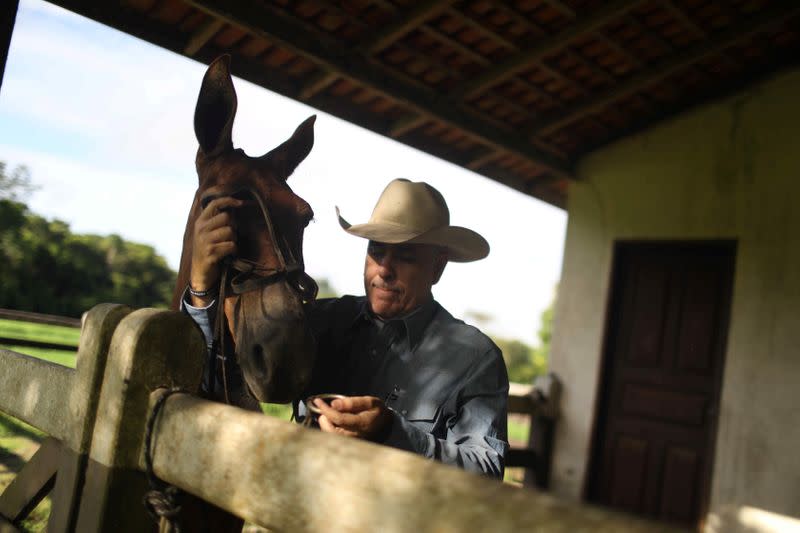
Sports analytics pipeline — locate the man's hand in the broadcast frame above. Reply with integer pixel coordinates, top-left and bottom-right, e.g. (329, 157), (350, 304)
(189, 190), (243, 306)
(314, 396), (392, 440)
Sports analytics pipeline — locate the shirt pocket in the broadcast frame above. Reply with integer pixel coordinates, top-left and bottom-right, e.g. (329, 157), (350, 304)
(404, 403), (439, 433)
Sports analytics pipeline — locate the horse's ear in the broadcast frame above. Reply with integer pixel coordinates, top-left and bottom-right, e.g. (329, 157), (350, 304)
(265, 115), (316, 179)
(194, 55), (237, 157)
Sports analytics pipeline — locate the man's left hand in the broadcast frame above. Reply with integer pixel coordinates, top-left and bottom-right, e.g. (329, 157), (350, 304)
(314, 396), (392, 440)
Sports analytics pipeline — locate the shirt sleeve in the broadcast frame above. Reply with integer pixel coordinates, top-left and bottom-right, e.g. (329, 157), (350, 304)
(180, 287), (216, 349)
(381, 346), (509, 479)
(179, 287), (217, 394)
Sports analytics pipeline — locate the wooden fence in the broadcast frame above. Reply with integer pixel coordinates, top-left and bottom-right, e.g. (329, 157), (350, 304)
(0, 307), (556, 487)
(0, 305), (681, 532)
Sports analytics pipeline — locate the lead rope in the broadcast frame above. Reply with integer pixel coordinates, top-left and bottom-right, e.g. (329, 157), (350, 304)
(217, 262), (232, 405)
(143, 387), (188, 533)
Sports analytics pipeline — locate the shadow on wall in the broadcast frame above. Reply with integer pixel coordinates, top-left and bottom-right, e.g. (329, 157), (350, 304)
(706, 505), (800, 533)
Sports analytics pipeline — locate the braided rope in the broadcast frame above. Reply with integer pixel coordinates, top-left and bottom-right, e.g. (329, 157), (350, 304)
(143, 387), (188, 532)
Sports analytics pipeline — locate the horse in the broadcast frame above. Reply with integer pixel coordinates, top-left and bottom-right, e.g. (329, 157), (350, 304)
(171, 54), (318, 406)
(164, 55), (319, 533)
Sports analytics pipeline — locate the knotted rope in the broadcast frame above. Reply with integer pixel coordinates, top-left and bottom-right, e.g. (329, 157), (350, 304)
(143, 387), (188, 533)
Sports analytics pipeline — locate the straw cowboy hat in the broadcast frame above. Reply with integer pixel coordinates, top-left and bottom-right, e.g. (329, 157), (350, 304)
(336, 178), (489, 262)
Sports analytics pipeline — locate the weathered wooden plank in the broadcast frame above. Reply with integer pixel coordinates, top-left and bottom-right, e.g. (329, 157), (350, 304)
(0, 513), (21, 533)
(0, 438), (59, 523)
(0, 308), (80, 328)
(48, 303), (133, 533)
(0, 350), (73, 440)
(148, 393), (681, 532)
(74, 309), (205, 533)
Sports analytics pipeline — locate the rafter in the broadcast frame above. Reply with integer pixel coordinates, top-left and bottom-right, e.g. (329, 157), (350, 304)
(298, 70), (339, 100)
(184, 16), (224, 55)
(180, 0), (573, 179)
(360, 0), (456, 55)
(389, 114), (429, 138)
(452, 0), (647, 100)
(530, 1), (800, 137)
(662, 0), (739, 70)
(540, 0), (576, 19)
(467, 149), (505, 171)
(306, 1), (563, 153)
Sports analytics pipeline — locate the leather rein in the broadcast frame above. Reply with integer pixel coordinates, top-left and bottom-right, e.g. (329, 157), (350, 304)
(201, 186), (318, 404)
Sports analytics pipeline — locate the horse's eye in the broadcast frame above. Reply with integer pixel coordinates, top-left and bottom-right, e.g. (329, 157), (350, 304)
(200, 195), (218, 210)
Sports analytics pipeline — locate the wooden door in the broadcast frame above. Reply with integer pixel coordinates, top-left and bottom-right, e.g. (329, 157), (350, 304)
(588, 242), (735, 528)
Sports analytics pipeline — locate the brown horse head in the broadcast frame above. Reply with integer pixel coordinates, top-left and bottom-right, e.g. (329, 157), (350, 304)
(173, 55), (317, 404)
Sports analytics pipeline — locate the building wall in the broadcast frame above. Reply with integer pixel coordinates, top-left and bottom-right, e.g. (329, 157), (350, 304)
(550, 67), (800, 529)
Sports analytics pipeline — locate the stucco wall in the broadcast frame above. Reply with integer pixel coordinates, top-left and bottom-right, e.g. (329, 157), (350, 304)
(550, 67), (800, 529)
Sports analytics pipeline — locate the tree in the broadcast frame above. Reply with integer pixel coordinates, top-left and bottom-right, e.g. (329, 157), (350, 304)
(315, 278), (338, 299)
(530, 294), (555, 377)
(0, 161), (177, 316)
(493, 291), (556, 384)
(0, 162), (37, 201)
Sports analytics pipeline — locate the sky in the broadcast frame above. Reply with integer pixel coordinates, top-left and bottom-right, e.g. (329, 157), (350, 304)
(0, 0), (566, 346)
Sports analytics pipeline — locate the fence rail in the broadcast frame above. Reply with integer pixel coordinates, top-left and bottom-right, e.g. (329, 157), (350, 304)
(0, 308), (82, 328)
(0, 308), (81, 354)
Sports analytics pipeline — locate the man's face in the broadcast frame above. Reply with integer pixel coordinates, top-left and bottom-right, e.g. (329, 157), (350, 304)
(364, 241), (447, 319)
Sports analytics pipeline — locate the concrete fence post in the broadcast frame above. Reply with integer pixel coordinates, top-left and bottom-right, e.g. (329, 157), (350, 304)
(73, 308), (205, 533)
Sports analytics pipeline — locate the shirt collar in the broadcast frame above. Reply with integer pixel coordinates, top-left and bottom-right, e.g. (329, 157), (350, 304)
(352, 297), (438, 350)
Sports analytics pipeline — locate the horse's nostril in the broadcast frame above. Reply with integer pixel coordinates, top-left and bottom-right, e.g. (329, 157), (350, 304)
(251, 344), (268, 376)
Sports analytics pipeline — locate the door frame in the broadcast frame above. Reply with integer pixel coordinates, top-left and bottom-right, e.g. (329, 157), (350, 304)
(583, 239), (737, 528)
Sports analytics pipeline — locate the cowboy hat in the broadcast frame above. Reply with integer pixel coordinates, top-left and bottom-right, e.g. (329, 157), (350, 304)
(336, 179), (489, 262)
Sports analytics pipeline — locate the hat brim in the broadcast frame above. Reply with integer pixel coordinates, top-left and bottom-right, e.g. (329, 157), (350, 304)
(337, 208), (489, 262)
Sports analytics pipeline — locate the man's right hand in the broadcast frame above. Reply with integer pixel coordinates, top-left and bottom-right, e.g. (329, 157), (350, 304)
(189, 191), (243, 307)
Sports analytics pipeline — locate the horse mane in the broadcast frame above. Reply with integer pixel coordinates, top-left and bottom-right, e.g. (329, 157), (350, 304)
(171, 192), (202, 311)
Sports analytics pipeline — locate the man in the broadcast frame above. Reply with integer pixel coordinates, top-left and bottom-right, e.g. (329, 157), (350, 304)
(186, 179), (509, 478)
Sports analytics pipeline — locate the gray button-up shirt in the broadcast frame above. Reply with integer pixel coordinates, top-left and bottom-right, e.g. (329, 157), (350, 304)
(185, 294), (509, 478)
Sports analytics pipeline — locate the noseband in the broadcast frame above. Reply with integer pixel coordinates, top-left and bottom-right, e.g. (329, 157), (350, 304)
(201, 186), (318, 404)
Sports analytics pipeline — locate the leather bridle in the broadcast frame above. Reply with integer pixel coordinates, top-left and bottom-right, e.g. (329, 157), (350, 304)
(201, 186), (318, 404)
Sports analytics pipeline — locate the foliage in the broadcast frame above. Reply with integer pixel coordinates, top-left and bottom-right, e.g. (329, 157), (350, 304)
(0, 199), (176, 316)
(315, 277), (338, 299)
(494, 293), (555, 384)
(0, 163), (176, 317)
(0, 162), (37, 201)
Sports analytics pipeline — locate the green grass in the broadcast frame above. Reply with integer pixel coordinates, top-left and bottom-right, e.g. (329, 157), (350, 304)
(0, 318), (78, 368)
(0, 318), (80, 346)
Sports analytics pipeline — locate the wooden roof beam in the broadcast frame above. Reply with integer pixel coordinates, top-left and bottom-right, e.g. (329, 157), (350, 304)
(299, 70), (339, 100)
(182, 0), (574, 180)
(541, 0), (576, 19)
(389, 114), (429, 138)
(452, 0), (648, 100)
(184, 17), (224, 56)
(530, 1), (800, 137)
(662, 0), (741, 70)
(302, 1), (453, 100)
(361, 0), (457, 55)
(467, 149), (505, 171)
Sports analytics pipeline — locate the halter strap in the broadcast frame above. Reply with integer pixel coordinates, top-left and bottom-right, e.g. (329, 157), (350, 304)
(203, 186), (318, 404)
